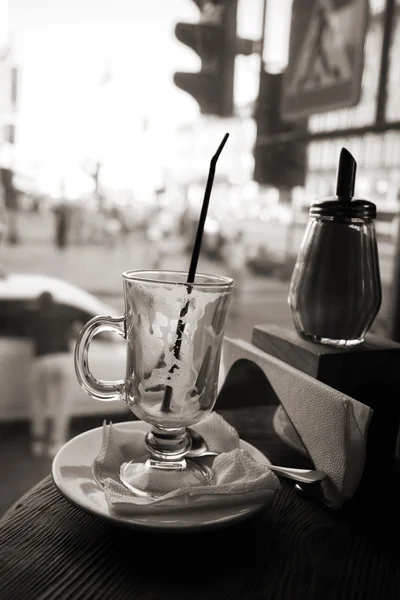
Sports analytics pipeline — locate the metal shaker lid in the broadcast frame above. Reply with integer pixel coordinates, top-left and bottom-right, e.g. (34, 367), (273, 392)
(310, 197), (377, 219)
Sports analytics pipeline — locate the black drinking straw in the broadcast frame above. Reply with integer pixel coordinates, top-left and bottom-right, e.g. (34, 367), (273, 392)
(160, 133), (230, 413)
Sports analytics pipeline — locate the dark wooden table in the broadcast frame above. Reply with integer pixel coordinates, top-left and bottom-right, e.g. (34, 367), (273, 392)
(1, 408), (400, 600)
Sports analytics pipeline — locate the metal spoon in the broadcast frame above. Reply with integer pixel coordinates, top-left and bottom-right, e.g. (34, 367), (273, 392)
(262, 464), (326, 484)
(187, 428), (220, 458)
(186, 428), (326, 485)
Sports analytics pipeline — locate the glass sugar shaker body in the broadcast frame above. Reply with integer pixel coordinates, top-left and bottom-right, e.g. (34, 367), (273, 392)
(288, 197), (382, 347)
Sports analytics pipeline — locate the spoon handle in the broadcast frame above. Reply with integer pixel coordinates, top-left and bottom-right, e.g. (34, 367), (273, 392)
(267, 464), (326, 484)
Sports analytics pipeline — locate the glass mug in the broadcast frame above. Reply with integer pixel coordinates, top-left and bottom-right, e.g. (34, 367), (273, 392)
(75, 270), (234, 498)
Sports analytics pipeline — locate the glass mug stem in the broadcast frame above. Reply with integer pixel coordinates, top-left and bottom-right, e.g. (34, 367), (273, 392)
(121, 426), (212, 498)
(144, 426), (192, 463)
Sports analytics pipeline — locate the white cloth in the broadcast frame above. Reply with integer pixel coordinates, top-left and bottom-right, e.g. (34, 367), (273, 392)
(94, 412), (280, 515)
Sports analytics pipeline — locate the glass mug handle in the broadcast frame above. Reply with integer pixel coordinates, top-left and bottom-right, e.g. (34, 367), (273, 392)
(74, 315), (126, 401)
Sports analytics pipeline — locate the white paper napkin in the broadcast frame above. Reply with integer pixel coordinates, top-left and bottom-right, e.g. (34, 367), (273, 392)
(94, 412), (280, 515)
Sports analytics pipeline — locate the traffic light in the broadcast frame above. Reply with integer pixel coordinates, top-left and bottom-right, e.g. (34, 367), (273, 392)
(254, 71), (308, 189)
(173, 0), (254, 117)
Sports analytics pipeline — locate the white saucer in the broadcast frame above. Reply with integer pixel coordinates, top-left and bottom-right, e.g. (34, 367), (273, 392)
(52, 421), (275, 533)
(272, 405), (309, 457)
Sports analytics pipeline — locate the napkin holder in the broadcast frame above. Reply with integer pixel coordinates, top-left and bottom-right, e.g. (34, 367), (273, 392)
(217, 336), (374, 510)
(249, 324), (400, 505)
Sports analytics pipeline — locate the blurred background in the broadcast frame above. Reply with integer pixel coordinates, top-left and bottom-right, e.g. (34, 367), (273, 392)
(1, 0), (399, 513)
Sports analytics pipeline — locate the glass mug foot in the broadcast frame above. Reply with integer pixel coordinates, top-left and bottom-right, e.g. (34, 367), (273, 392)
(119, 425), (213, 499)
(119, 457), (213, 499)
